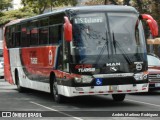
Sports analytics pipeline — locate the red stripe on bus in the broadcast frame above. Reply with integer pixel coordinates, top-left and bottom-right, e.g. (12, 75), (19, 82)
(108, 91), (113, 93)
(89, 92), (94, 94)
(142, 88), (147, 90)
(117, 90), (123, 92)
(127, 90), (131, 92)
(98, 91), (104, 93)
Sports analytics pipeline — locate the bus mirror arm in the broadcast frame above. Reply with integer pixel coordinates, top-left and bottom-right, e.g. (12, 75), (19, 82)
(140, 14), (159, 37)
(64, 16), (73, 42)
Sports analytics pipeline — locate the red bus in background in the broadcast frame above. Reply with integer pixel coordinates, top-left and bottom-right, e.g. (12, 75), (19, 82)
(3, 5), (158, 103)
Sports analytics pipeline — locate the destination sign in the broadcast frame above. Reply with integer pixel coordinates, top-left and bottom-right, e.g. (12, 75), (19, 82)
(74, 17), (103, 24)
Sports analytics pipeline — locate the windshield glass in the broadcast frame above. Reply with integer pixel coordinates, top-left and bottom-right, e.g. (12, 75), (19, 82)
(147, 55), (160, 66)
(71, 12), (146, 64)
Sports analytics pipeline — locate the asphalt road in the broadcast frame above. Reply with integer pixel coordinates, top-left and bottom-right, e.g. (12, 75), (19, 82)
(0, 78), (160, 120)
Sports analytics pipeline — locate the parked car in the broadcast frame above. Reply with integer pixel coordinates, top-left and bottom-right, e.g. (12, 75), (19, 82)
(0, 57), (4, 78)
(147, 53), (160, 90)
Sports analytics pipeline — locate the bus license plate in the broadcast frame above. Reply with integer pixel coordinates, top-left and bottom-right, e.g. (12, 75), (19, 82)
(155, 83), (160, 87)
(110, 86), (118, 91)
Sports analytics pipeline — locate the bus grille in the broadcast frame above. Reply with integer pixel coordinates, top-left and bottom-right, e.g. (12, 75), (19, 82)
(148, 74), (160, 82)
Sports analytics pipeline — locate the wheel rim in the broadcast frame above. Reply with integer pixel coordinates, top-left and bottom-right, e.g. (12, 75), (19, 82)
(53, 82), (58, 100)
(16, 74), (20, 88)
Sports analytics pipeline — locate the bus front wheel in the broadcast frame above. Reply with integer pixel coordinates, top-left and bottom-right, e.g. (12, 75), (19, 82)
(52, 80), (64, 103)
(112, 94), (126, 102)
(15, 71), (24, 92)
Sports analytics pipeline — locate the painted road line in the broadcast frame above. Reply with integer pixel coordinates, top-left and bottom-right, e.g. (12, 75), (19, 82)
(30, 101), (84, 120)
(126, 99), (160, 108)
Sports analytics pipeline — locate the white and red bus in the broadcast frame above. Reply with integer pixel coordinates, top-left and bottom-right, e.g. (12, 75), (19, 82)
(3, 5), (158, 103)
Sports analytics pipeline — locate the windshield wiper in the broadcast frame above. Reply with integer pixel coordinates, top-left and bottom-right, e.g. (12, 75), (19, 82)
(112, 33), (116, 53)
(94, 13), (112, 64)
(112, 32), (132, 64)
(94, 32), (110, 64)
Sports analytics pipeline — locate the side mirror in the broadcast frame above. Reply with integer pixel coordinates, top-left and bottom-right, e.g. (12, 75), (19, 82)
(64, 16), (72, 42)
(141, 14), (158, 37)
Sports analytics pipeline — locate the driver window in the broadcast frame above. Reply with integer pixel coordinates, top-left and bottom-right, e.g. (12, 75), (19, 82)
(57, 41), (69, 72)
(63, 41), (69, 72)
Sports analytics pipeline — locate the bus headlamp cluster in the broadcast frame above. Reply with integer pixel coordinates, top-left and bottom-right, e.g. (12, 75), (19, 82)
(134, 72), (148, 80)
(74, 76), (93, 83)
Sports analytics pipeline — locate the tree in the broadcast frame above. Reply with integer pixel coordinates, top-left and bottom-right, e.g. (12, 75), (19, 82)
(0, 9), (36, 26)
(0, 0), (12, 11)
(85, 0), (131, 5)
(0, 0), (78, 26)
(21, 0), (77, 14)
(21, 0), (50, 14)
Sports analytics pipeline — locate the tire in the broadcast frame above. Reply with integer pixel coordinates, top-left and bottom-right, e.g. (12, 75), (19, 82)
(52, 78), (64, 103)
(112, 94), (126, 102)
(16, 71), (24, 93)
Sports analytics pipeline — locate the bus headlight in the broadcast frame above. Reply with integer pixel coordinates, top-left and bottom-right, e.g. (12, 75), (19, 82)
(74, 77), (82, 83)
(74, 75), (93, 83)
(134, 72), (148, 81)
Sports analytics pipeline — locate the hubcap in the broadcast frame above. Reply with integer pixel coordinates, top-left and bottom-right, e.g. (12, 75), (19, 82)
(53, 82), (58, 99)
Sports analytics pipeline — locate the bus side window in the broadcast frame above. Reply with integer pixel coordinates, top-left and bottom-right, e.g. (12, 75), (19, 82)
(30, 21), (39, 46)
(21, 23), (30, 47)
(11, 32), (15, 47)
(39, 18), (49, 45)
(15, 32), (21, 47)
(49, 13), (64, 44)
(16, 25), (21, 47)
(27, 28), (30, 46)
(5, 27), (10, 48)
(31, 28), (39, 46)
(21, 28), (26, 47)
(10, 26), (16, 48)
(39, 27), (48, 45)
(49, 25), (62, 44)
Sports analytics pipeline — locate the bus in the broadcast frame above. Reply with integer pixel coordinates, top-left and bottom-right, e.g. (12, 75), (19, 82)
(3, 5), (158, 103)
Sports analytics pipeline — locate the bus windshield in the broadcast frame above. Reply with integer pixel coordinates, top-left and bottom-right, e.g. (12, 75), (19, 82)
(71, 12), (146, 64)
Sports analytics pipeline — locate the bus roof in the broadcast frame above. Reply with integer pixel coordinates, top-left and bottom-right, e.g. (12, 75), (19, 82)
(66, 5), (138, 13)
(5, 19), (24, 27)
(6, 5), (138, 26)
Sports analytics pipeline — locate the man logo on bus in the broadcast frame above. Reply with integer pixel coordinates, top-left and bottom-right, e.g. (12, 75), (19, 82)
(49, 50), (53, 65)
(136, 63), (142, 71)
(134, 62), (143, 71)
